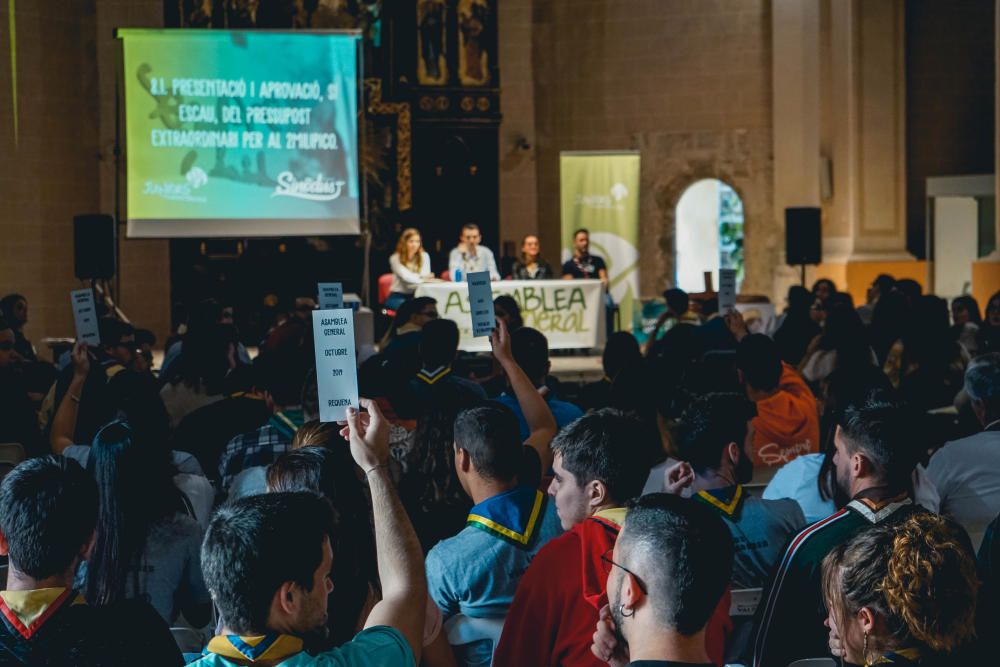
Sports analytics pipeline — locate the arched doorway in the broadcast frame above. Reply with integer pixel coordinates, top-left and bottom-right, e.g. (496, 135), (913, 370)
(675, 179), (745, 293)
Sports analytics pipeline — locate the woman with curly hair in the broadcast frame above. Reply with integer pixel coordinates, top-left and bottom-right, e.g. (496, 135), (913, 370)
(822, 513), (978, 666)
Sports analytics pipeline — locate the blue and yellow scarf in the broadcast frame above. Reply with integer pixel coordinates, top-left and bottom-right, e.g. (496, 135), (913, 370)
(467, 485), (547, 549)
(268, 408), (304, 441)
(205, 633), (304, 663)
(416, 365), (452, 385)
(0, 588), (85, 640)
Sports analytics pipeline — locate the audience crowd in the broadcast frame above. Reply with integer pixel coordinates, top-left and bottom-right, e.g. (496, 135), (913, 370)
(0, 276), (998, 667)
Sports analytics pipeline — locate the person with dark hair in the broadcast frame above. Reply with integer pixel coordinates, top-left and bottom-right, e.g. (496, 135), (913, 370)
(811, 278), (837, 305)
(856, 273), (896, 325)
(562, 229), (609, 289)
(407, 318), (486, 415)
(895, 278), (923, 306)
(449, 223), (500, 282)
(579, 332), (642, 411)
(0, 456), (182, 666)
(424, 322), (561, 664)
(750, 398), (925, 667)
(773, 285), (821, 366)
(496, 326), (583, 440)
(884, 295), (969, 410)
(590, 494), (735, 667)
(726, 313), (819, 468)
(977, 289), (1000, 356)
(869, 288), (909, 366)
(0, 293), (34, 361)
(79, 421), (210, 626)
(671, 394), (805, 588)
(381, 296), (439, 354)
(798, 297), (877, 390)
(492, 294), (523, 332)
(397, 381), (484, 551)
(924, 353), (1000, 550)
(511, 234), (554, 280)
(642, 288), (698, 354)
(160, 323), (240, 428)
(160, 299), (251, 384)
(951, 294), (982, 356)
(194, 397), (428, 667)
(267, 442), (378, 649)
(0, 316), (41, 456)
(494, 409), (656, 666)
(823, 514), (977, 666)
(218, 352), (310, 492)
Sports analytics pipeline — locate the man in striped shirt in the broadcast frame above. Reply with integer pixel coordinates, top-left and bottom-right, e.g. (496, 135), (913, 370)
(749, 398), (924, 667)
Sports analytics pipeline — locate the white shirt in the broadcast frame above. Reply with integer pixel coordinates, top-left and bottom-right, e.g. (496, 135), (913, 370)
(389, 251), (432, 294)
(923, 428), (1000, 550)
(448, 245), (500, 281)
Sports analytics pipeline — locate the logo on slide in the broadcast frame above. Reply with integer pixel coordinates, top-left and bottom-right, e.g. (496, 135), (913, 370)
(610, 183), (629, 201)
(185, 167), (208, 190)
(575, 184), (629, 211)
(272, 172), (346, 202)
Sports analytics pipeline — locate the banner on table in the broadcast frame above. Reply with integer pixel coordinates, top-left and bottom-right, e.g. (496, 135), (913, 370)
(560, 151), (641, 332)
(414, 279), (605, 351)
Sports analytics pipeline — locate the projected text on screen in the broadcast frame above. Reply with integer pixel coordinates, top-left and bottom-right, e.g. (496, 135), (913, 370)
(118, 30), (361, 238)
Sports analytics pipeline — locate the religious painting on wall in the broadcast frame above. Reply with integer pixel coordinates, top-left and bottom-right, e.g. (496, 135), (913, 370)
(458, 0), (490, 86)
(417, 0), (448, 85)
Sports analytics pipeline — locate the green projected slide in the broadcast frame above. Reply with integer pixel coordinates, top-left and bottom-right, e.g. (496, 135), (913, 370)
(118, 29), (360, 238)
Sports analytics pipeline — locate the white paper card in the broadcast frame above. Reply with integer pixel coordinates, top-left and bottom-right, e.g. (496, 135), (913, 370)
(318, 283), (344, 310)
(70, 289), (101, 345)
(718, 269), (737, 314)
(312, 309), (359, 422)
(467, 271), (495, 337)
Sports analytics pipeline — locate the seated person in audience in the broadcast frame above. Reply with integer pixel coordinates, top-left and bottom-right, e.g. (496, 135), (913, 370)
(387, 227), (434, 311)
(448, 223), (500, 281)
(855, 273), (896, 326)
(671, 393), (805, 589)
(194, 400), (427, 666)
(750, 399), (926, 667)
(496, 327), (583, 440)
(773, 285), (821, 366)
(160, 299), (251, 383)
(218, 355), (308, 491)
(823, 514), (977, 666)
(78, 421), (211, 626)
(494, 409), (655, 666)
(159, 322), (240, 428)
(726, 312), (820, 468)
(951, 294), (982, 357)
(408, 318), (486, 413)
(172, 363), (271, 484)
(977, 289), (1000, 355)
(925, 353), (1000, 550)
(561, 228), (608, 289)
(0, 316), (42, 456)
(380, 297), (439, 355)
(578, 332), (641, 412)
(44, 317), (139, 446)
(589, 494), (735, 667)
(511, 234), (553, 280)
(492, 295), (523, 333)
(425, 321), (561, 663)
(0, 293), (34, 361)
(0, 456), (181, 666)
(644, 288), (699, 354)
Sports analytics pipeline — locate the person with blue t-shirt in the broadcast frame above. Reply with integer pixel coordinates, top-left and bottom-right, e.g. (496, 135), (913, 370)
(425, 320), (562, 665)
(496, 327), (583, 440)
(192, 398), (428, 667)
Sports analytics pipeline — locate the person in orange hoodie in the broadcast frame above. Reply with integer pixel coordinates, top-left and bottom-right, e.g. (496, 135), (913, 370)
(494, 409), (733, 667)
(727, 312), (820, 469)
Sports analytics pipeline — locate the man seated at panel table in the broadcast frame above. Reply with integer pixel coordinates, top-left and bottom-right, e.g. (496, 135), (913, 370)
(561, 228), (609, 290)
(449, 223), (500, 282)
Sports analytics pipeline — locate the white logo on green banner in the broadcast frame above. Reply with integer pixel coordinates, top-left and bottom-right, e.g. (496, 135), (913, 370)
(560, 152), (641, 333)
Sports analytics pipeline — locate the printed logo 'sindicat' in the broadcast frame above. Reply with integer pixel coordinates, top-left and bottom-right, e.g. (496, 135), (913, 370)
(272, 172), (346, 201)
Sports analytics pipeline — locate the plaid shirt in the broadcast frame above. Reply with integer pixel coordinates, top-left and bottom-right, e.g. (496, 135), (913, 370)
(219, 409), (304, 489)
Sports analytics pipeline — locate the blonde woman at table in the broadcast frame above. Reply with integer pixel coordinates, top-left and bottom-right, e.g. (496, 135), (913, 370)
(388, 227), (434, 311)
(511, 234), (553, 280)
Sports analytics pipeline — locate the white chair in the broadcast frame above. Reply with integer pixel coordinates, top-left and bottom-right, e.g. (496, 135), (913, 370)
(729, 587), (763, 617)
(788, 659), (837, 667)
(444, 614), (505, 667)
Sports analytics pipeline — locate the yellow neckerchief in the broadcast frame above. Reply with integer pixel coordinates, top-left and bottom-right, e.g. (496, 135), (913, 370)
(0, 588), (85, 639)
(416, 365), (452, 385)
(592, 507), (627, 528)
(695, 485), (745, 518)
(873, 647), (922, 664)
(205, 634), (304, 663)
(467, 486), (547, 549)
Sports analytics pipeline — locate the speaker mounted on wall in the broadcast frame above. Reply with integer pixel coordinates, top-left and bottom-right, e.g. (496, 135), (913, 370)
(74, 214), (117, 281)
(785, 207), (822, 266)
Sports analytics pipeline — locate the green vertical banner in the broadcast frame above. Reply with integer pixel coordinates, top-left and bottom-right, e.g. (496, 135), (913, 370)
(560, 152), (641, 333)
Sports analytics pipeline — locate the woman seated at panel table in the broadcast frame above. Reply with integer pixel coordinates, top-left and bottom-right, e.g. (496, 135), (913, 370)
(511, 233), (554, 280)
(387, 227), (434, 311)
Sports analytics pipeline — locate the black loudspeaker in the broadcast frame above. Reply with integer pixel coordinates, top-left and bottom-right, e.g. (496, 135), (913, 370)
(74, 214), (117, 280)
(785, 207), (821, 265)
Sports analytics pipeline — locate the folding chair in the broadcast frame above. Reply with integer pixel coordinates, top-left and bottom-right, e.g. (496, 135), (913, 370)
(726, 588), (763, 665)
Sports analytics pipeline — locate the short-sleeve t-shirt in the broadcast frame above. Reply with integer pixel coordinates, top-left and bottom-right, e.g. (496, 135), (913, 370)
(191, 626), (415, 667)
(561, 254), (607, 279)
